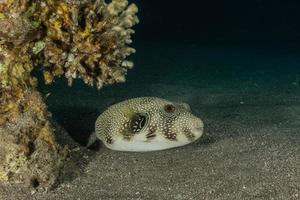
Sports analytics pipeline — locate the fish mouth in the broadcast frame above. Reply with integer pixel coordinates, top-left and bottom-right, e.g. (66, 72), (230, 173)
(191, 123), (204, 139)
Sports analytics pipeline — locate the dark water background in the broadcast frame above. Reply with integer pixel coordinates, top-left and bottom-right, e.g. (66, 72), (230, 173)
(135, 0), (300, 47)
(37, 0), (300, 145)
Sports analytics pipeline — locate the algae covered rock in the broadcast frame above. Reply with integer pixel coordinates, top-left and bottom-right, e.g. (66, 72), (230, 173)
(0, 89), (68, 188)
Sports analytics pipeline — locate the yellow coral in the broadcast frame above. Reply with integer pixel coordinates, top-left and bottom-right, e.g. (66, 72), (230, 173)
(35, 0), (138, 89)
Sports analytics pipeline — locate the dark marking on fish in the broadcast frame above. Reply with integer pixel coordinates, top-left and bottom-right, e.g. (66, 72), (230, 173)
(146, 133), (156, 139)
(183, 128), (195, 141)
(165, 133), (177, 141)
(106, 136), (113, 144)
(129, 113), (149, 133)
(146, 125), (157, 140)
(146, 132), (156, 139)
(163, 126), (177, 141)
(162, 119), (177, 141)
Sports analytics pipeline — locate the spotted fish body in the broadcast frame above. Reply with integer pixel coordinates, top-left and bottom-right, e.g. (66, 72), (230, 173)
(95, 97), (204, 152)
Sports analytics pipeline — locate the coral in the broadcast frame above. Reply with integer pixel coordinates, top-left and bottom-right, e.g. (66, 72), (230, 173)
(35, 0), (139, 89)
(0, 0), (138, 189)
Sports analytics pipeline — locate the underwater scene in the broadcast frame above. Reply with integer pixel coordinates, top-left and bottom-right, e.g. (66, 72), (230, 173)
(0, 0), (299, 199)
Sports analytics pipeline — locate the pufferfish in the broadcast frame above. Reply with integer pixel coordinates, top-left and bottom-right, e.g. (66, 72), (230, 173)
(91, 97), (204, 152)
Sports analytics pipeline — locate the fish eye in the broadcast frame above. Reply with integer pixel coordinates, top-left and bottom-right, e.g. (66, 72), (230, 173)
(164, 104), (176, 113)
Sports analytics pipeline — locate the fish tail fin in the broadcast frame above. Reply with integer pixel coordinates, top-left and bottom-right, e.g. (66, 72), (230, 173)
(86, 131), (98, 148)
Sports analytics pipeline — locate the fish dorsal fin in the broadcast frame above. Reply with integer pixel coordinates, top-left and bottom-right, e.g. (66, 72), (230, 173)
(129, 113), (149, 134)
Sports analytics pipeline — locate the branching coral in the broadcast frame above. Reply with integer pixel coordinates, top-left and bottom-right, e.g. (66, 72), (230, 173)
(35, 0), (139, 89)
(0, 0), (138, 188)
